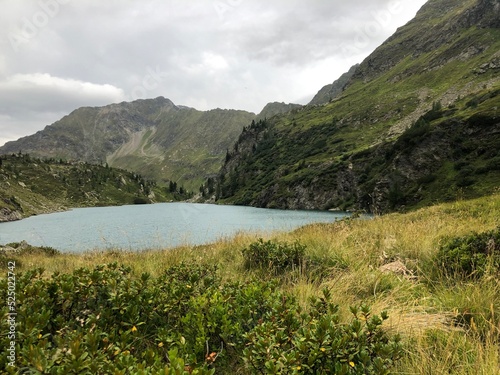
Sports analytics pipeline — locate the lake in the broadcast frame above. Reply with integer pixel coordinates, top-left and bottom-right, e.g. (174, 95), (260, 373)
(0, 203), (349, 252)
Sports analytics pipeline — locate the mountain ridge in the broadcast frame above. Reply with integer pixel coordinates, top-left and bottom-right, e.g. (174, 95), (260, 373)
(0, 96), (315, 191)
(211, 0), (500, 213)
(308, 64), (359, 106)
(0, 97), (255, 190)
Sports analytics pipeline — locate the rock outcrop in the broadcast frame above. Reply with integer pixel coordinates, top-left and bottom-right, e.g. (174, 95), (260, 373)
(0, 207), (23, 222)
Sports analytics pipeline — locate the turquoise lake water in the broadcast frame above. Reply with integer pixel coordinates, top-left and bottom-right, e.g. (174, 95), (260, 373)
(0, 203), (349, 252)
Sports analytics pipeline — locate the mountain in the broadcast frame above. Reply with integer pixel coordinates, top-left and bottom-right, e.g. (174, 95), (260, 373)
(0, 97), (255, 191)
(256, 102), (303, 120)
(0, 153), (189, 222)
(212, 0), (500, 213)
(308, 64), (359, 106)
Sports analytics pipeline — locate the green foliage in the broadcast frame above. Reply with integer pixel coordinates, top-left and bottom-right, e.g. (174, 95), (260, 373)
(0, 262), (401, 374)
(242, 239), (306, 275)
(199, 177), (216, 198)
(392, 117), (432, 154)
(465, 89), (499, 110)
(241, 239), (349, 284)
(243, 289), (402, 374)
(435, 227), (500, 279)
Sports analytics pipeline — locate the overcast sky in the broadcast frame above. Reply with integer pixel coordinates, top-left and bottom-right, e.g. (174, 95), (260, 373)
(0, 0), (427, 147)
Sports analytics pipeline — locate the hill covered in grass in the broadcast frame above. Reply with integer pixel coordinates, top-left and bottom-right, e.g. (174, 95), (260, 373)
(0, 153), (189, 221)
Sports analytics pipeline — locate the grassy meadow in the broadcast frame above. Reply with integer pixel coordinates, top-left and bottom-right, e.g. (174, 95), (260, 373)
(2, 193), (500, 374)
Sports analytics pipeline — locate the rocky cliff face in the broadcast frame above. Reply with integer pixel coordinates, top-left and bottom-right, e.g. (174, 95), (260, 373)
(213, 0), (500, 213)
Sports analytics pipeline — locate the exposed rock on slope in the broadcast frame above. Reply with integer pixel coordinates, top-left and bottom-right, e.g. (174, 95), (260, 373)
(0, 207), (23, 223)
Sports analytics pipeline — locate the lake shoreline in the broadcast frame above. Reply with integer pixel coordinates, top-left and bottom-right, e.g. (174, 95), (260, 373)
(0, 202), (349, 252)
(0, 199), (349, 224)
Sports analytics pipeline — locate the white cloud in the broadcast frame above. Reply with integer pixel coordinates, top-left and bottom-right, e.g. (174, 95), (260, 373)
(202, 53), (229, 71)
(2, 73), (124, 99)
(0, 74), (126, 145)
(183, 52), (230, 76)
(0, 73), (125, 112)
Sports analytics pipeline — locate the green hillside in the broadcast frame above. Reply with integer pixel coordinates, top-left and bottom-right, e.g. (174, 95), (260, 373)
(107, 107), (256, 190)
(213, 0), (500, 213)
(0, 154), (188, 221)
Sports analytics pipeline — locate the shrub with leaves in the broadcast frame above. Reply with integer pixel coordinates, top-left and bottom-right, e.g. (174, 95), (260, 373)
(0, 263), (401, 374)
(243, 289), (402, 374)
(0, 263), (288, 373)
(435, 227), (500, 278)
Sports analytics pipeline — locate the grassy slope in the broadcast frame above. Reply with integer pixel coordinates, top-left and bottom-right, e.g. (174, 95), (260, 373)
(108, 108), (256, 191)
(5, 193), (500, 373)
(216, 1), (500, 212)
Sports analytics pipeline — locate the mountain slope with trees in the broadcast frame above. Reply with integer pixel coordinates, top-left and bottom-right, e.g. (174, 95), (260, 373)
(212, 0), (500, 213)
(0, 97), (255, 191)
(0, 153), (189, 221)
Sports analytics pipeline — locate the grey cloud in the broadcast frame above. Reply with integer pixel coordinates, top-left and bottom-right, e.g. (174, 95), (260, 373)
(227, 1), (418, 66)
(0, 0), (427, 146)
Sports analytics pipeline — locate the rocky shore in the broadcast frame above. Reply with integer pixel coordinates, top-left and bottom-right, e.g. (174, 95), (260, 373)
(0, 207), (23, 223)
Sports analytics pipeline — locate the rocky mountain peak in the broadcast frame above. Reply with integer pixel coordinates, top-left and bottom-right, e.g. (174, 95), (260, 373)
(256, 102), (303, 120)
(351, 0), (499, 83)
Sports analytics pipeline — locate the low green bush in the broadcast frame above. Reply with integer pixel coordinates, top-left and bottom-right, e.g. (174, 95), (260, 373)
(435, 227), (500, 279)
(0, 263), (401, 374)
(243, 289), (402, 374)
(241, 239), (348, 282)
